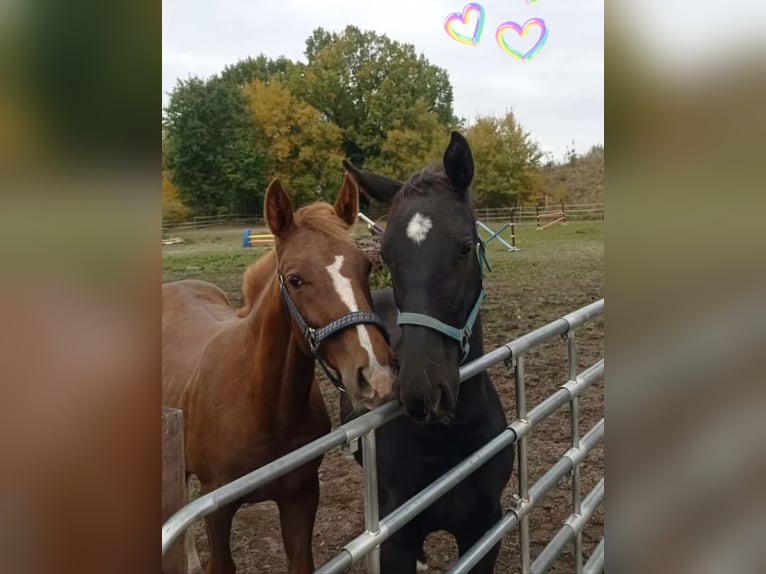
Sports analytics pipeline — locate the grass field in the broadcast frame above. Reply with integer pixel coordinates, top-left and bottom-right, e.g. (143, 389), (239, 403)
(162, 220), (603, 308)
(162, 219), (604, 574)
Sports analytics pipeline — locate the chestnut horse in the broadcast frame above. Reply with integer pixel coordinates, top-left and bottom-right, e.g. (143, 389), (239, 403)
(162, 176), (395, 574)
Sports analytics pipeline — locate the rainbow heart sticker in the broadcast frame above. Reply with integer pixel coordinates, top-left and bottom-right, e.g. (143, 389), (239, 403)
(496, 18), (549, 62)
(444, 3), (486, 47)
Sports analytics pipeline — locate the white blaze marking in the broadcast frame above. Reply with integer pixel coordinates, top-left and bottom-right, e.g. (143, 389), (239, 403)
(326, 256), (385, 371)
(406, 212), (433, 244)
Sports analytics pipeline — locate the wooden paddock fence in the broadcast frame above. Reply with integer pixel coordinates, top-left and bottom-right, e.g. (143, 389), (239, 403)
(162, 204), (605, 235)
(162, 407), (188, 574)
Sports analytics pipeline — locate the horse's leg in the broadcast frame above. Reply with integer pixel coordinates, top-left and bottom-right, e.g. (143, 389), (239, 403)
(276, 477), (319, 574)
(454, 504), (503, 574)
(380, 526), (421, 574)
(203, 502), (239, 574)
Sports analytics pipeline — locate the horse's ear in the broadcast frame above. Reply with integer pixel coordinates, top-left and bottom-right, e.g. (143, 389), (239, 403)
(342, 160), (402, 205)
(443, 131), (474, 191)
(334, 173), (359, 227)
(264, 178), (294, 238)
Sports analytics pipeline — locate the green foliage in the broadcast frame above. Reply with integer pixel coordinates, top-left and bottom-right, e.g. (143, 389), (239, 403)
(220, 55), (293, 87)
(565, 140), (578, 166)
(163, 76), (269, 215)
(369, 268), (392, 290)
(466, 112), (544, 208)
(291, 25), (458, 166)
(366, 100), (449, 180)
(163, 26), (590, 216)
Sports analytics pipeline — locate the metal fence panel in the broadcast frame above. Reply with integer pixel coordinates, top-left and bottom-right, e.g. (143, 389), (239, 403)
(161, 300), (605, 574)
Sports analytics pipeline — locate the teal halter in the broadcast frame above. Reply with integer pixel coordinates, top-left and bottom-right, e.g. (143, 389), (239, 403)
(396, 240), (491, 364)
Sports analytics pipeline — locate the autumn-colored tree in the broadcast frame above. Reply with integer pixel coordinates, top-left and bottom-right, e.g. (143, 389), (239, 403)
(365, 100), (449, 180)
(244, 79), (344, 206)
(162, 175), (190, 222)
(466, 112), (543, 208)
(520, 168), (546, 206)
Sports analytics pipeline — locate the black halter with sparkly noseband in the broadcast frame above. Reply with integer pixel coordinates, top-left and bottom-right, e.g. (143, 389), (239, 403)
(278, 274), (388, 392)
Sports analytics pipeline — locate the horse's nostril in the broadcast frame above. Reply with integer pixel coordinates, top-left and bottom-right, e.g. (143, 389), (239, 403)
(403, 394), (432, 423)
(431, 386), (443, 412)
(406, 404), (428, 423)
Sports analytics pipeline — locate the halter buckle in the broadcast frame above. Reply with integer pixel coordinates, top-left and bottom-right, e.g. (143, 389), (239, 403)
(461, 327), (472, 359)
(306, 328), (319, 353)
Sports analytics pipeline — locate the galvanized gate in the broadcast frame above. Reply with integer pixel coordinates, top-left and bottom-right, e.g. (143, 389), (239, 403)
(162, 299), (605, 574)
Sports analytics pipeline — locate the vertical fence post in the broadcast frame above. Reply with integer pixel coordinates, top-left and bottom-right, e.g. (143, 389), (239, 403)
(514, 356), (531, 574)
(162, 407), (188, 574)
(510, 209), (517, 250)
(567, 331), (584, 574)
(362, 429), (381, 574)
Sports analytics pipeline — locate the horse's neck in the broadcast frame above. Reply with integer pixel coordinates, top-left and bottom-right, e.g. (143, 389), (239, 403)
(248, 278), (316, 432)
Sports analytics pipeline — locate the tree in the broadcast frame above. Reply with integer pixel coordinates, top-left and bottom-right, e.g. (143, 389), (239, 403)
(244, 80), (344, 206)
(365, 100), (449, 180)
(220, 55), (293, 87)
(565, 139), (578, 165)
(466, 111), (543, 207)
(162, 175), (189, 222)
(163, 76), (269, 214)
(290, 26), (458, 166)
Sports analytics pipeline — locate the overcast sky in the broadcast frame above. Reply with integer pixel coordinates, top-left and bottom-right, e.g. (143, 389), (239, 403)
(162, 0), (603, 161)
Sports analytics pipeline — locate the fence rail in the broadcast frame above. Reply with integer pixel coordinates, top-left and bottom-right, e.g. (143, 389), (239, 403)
(161, 299), (605, 573)
(162, 203), (605, 232)
(476, 204), (604, 223)
(162, 214), (263, 233)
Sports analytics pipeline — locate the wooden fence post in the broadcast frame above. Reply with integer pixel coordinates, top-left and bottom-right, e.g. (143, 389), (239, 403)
(162, 407), (188, 574)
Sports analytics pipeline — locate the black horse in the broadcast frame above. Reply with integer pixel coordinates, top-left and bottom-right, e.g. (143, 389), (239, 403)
(340, 132), (514, 573)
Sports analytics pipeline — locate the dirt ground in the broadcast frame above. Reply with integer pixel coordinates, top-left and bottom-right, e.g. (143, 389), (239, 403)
(166, 221), (604, 573)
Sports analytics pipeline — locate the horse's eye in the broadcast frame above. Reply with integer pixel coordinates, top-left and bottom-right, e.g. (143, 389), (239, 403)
(459, 242), (473, 258)
(287, 275), (304, 288)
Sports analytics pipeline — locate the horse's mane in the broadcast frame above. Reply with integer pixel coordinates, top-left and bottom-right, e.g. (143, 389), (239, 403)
(293, 202), (351, 243)
(236, 249), (277, 318)
(236, 202), (351, 317)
